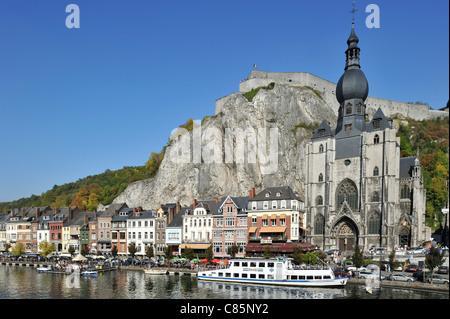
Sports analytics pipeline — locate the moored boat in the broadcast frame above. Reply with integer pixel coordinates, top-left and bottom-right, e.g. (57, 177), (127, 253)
(37, 266), (51, 273)
(144, 268), (167, 275)
(81, 270), (98, 276)
(197, 258), (347, 287)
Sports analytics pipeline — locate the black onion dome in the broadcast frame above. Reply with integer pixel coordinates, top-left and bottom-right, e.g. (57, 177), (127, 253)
(336, 68), (369, 104)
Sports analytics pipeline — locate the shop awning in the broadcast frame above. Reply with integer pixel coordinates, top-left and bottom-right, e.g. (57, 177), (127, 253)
(179, 244), (211, 250)
(259, 226), (286, 233)
(261, 215), (268, 220)
(299, 226), (310, 231)
(248, 227), (257, 233)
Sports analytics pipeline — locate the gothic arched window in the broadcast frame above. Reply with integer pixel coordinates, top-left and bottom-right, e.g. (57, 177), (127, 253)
(368, 212), (380, 234)
(373, 166), (379, 176)
(374, 134), (380, 144)
(319, 144), (324, 153)
(372, 191), (380, 202)
(316, 196), (323, 206)
(336, 179), (358, 211)
(400, 185), (410, 199)
(318, 173), (323, 182)
(314, 214), (324, 235)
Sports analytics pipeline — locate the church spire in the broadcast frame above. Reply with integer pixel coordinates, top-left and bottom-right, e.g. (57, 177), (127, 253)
(345, 21), (361, 70)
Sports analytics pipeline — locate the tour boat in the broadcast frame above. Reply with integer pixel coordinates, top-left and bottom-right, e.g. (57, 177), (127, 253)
(197, 259), (348, 287)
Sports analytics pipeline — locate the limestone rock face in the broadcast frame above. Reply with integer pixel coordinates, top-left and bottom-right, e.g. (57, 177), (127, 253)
(112, 84), (336, 209)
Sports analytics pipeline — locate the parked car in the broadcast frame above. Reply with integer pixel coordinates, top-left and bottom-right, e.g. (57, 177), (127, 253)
(427, 275), (449, 285)
(413, 271), (430, 282)
(437, 266), (448, 274)
(388, 273), (413, 282)
(358, 270), (385, 280)
(405, 264), (418, 272)
(334, 267), (350, 277)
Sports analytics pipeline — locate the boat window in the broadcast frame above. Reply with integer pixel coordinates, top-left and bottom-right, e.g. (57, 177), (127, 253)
(225, 273), (231, 278)
(258, 274), (265, 279)
(250, 274), (256, 279)
(314, 276), (322, 280)
(234, 262), (240, 267)
(267, 262), (274, 267)
(324, 276), (331, 279)
(242, 273), (248, 278)
(250, 262), (257, 267)
(307, 276), (314, 280)
(291, 275), (298, 280)
(233, 273), (239, 278)
(299, 276), (305, 280)
(258, 262), (265, 267)
(242, 262), (248, 267)
(267, 275), (274, 280)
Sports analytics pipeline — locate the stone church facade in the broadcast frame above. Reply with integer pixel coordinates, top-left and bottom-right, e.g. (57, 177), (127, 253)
(304, 22), (430, 253)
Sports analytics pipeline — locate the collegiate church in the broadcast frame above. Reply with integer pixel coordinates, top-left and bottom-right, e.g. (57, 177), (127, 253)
(304, 21), (430, 253)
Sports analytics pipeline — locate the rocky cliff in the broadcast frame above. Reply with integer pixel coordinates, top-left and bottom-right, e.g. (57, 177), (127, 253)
(111, 83), (336, 209)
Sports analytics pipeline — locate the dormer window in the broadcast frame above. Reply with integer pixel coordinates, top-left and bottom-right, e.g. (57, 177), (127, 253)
(276, 191), (281, 197)
(318, 129), (325, 137)
(373, 118), (382, 129)
(265, 192), (270, 198)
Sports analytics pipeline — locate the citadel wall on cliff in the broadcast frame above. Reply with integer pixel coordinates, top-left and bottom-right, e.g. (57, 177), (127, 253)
(216, 70), (448, 121)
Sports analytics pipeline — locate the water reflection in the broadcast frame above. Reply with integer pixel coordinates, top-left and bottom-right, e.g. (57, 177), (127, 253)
(0, 266), (446, 299)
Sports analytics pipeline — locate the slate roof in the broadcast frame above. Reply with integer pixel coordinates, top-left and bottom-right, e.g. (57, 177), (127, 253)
(167, 206), (188, 228)
(399, 156), (420, 179)
(251, 186), (300, 201)
(213, 196), (249, 216)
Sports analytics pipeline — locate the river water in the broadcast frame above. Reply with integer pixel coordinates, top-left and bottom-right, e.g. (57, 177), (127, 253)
(0, 265), (446, 300)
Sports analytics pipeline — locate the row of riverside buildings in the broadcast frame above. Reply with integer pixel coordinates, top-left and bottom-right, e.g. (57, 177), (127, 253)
(0, 186), (315, 259)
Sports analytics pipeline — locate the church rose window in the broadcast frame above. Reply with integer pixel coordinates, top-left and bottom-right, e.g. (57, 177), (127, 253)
(336, 179), (358, 211)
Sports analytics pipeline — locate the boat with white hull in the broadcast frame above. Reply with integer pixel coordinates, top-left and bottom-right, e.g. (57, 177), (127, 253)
(197, 259), (347, 288)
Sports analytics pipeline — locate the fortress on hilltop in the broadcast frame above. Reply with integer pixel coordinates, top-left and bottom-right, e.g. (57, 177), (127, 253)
(215, 70), (448, 121)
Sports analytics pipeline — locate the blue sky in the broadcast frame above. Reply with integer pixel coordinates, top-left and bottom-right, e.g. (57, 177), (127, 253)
(0, 0), (448, 202)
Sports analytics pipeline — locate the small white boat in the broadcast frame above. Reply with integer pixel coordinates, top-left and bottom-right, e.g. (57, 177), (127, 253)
(81, 270), (98, 276)
(37, 266), (51, 273)
(144, 268), (167, 275)
(197, 258), (348, 288)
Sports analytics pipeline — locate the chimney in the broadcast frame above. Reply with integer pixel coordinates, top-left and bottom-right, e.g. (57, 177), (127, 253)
(54, 207), (58, 215)
(137, 206), (142, 212)
(132, 207), (137, 217)
(84, 214), (89, 225)
(35, 208), (40, 219)
(215, 197), (219, 203)
(176, 201), (181, 214)
(250, 188), (255, 199)
(193, 199), (197, 209)
(21, 208), (25, 219)
(168, 207), (175, 224)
